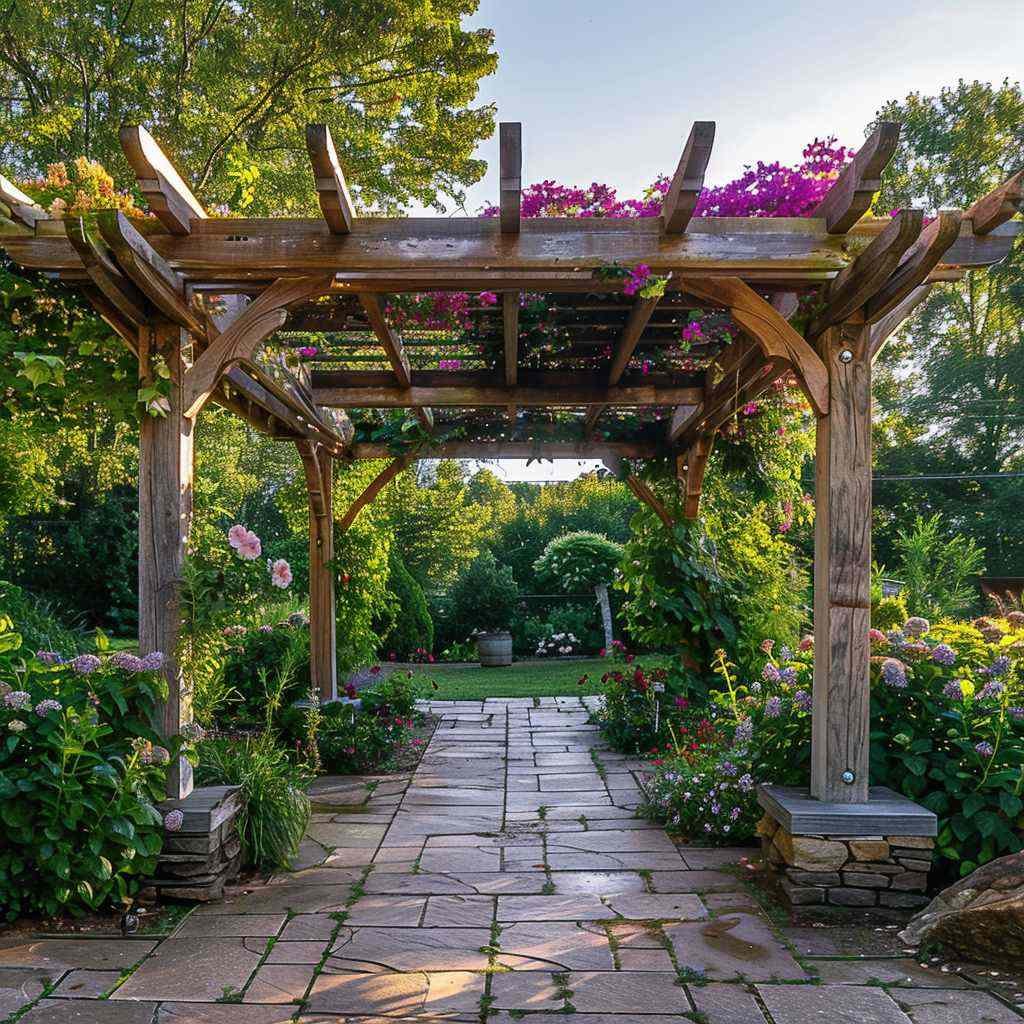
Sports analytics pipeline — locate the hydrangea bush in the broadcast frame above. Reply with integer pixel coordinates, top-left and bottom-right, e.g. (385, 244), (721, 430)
(0, 618), (177, 919)
(637, 618), (1024, 876)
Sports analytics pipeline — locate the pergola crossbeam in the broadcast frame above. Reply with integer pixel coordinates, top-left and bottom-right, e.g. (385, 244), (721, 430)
(307, 124), (356, 234)
(661, 122), (715, 233)
(811, 122), (900, 234)
(809, 209), (924, 337)
(966, 169), (1023, 235)
(499, 122), (522, 234)
(120, 125), (207, 235)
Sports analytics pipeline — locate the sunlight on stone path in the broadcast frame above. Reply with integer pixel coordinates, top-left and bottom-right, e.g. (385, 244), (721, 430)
(1, 696), (1022, 1022)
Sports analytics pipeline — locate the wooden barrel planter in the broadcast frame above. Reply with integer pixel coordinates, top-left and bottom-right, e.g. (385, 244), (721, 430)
(477, 631), (513, 667)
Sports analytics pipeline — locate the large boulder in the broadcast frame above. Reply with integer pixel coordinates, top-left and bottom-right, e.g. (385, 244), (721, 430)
(900, 851), (1024, 964)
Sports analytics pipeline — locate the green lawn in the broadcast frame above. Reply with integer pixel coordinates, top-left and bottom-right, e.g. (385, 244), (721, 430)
(399, 656), (668, 701)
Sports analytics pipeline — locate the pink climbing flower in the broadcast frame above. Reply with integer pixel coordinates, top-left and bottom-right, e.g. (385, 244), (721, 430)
(228, 524), (261, 561)
(297, 345), (318, 358)
(478, 291), (498, 306)
(681, 321), (703, 343)
(269, 558), (293, 589)
(622, 263), (651, 297)
(742, 402), (759, 415)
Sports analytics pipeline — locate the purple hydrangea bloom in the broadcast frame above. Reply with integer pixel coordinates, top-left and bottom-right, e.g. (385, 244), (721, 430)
(794, 689), (813, 712)
(35, 650), (62, 665)
(764, 696), (783, 718)
(779, 666), (798, 685)
(981, 656), (1011, 678)
(931, 644), (956, 666)
(761, 663), (781, 683)
(978, 679), (1005, 701)
(943, 679), (964, 700)
(975, 741), (995, 757)
(70, 653), (101, 676)
(139, 651), (165, 671)
(738, 773), (755, 792)
(34, 699), (62, 717)
(904, 617), (931, 638)
(881, 658), (908, 689)
(778, 645), (793, 661)
(4, 691), (31, 711)
(887, 630), (906, 647)
(720, 760), (738, 777)
(734, 718), (753, 745)
(110, 651), (144, 673)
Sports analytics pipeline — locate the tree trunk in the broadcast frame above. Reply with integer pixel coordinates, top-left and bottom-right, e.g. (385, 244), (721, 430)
(595, 583), (614, 651)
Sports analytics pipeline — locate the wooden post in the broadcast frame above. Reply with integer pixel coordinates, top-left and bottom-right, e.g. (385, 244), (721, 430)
(138, 323), (194, 799)
(307, 449), (337, 702)
(811, 318), (872, 803)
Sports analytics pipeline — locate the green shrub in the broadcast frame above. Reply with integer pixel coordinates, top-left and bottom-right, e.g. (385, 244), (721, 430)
(547, 603), (602, 654)
(533, 531), (623, 591)
(702, 619), (1024, 881)
(0, 618), (172, 920)
(306, 673), (420, 774)
(873, 594), (909, 631)
(447, 551), (518, 633)
(382, 551), (434, 658)
(217, 618), (311, 729)
(0, 579), (84, 654)
(893, 515), (986, 619)
(592, 654), (674, 754)
(196, 733), (311, 870)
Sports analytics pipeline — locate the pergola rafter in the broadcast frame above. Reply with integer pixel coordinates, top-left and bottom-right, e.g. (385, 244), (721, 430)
(1, 117), (1020, 811)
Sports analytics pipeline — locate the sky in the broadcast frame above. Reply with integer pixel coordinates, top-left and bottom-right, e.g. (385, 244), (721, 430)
(434, 0), (1023, 480)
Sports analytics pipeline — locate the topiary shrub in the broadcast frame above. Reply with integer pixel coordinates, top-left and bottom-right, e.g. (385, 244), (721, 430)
(448, 551), (518, 634)
(534, 531), (623, 650)
(382, 551), (434, 658)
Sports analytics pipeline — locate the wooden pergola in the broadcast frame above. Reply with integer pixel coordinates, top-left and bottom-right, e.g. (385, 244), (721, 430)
(1, 121), (1020, 805)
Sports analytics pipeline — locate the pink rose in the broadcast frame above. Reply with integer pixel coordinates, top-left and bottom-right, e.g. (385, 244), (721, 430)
(269, 558), (293, 589)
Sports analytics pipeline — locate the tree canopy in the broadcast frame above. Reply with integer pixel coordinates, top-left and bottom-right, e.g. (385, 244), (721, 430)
(871, 80), (1024, 576)
(0, 0), (497, 214)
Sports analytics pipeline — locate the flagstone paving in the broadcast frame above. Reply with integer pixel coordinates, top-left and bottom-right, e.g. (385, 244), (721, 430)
(3, 694), (1024, 1022)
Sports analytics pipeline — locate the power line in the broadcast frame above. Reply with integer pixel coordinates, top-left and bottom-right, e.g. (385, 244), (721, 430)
(873, 472), (1024, 482)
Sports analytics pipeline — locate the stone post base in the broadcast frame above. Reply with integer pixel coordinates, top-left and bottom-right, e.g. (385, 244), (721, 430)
(757, 785), (937, 911)
(149, 785), (243, 901)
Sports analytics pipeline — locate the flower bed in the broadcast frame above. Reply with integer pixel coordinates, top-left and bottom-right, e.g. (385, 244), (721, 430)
(0, 618), (176, 920)
(601, 616), (1024, 876)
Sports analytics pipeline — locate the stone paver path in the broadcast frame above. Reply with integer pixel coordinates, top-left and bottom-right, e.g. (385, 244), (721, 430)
(2, 695), (1023, 1022)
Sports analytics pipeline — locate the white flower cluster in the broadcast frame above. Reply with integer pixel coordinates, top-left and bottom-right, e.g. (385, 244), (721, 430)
(535, 632), (580, 657)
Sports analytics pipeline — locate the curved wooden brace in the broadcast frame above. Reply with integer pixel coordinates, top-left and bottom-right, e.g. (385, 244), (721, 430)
(66, 216), (150, 328)
(626, 474), (675, 532)
(677, 275), (829, 416)
(184, 274), (334, 418)
(336, 455), (411, 535)
(679, 433), (715, 520)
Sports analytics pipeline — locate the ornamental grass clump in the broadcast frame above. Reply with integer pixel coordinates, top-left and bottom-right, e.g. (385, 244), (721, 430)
(0, 617), (176, 920)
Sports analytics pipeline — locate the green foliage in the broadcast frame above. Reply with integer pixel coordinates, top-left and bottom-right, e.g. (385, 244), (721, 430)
(871, 80), (1024, 577)
(0, 2), (497, 216)
(382, 551), (434, 659)
(447, 551), (519, 634)
(217, 619), (311, 731)
(313, 675), (419, 774)
(891, 515), (986, 620)
(383, 461), (491, 589)
(618, 512), (735, 686)
(196, 734), (311, 871)
(0, 579), (84, 653)
(873, 595), (909, 632)
(0, 621), (172, 919)
(592, 654), (672, 754)
(706, 620), (1024, 881)
(533, 531), (623, 592)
